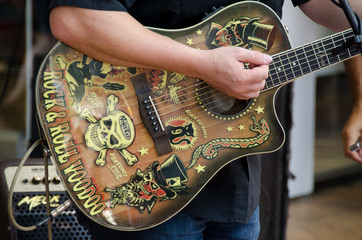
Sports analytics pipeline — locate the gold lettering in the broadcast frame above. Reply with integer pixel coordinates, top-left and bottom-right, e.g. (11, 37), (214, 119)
(63, 159), (84, 174)
(49, 123), (78, 164)
(63, 159), (106, 215)
(76, 185), (97, 200)
(54, 141), (75, 155)
(67, 170), (87, 183)
(58, 148), (79, 164)
(84, 195), (101, 208)
(42, 71), (66, 110)
(44, 98), (66, 110)
(89, 203), (107, 215)
(53, 133), (72, 145)
(45, 111), (67, 123)
(49, 123), (70, 137)
(43, 89), (64, 99)
(43, 70), (63, 81)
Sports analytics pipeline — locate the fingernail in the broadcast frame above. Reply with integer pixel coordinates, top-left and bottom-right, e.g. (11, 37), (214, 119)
(264, 54), (273, 63)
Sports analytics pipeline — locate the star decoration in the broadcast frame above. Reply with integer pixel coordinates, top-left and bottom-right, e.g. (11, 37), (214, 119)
(255, 106), (265, 114)
(227, 126), (233, 132)
(196, 29), (203, 35)
(137, 146), (149, 156)
(186, 38), (194, 46)
(194, 164), (206, 173)
(238, 124), (245, 130)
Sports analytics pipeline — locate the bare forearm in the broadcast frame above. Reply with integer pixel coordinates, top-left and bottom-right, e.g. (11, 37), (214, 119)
(342, 56), (362, 162)
(49, 6), (272, 100)
(344, 56), (362, 107)
(50, 6), (200, 76)
(299, 0), (362, 32)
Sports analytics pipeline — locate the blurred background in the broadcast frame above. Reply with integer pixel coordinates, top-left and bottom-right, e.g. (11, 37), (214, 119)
(0, 0), (361, 240)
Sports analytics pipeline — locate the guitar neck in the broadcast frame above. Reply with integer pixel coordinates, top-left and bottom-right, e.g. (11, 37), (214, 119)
(263, 28), (360, 91)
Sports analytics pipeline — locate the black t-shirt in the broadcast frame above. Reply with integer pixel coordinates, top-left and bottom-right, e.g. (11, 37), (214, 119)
(49, 0), (308, 224)
(49, 0), (309, 28)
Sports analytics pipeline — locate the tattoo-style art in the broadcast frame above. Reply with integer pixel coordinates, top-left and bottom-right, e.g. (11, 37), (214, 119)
(36, 1), (284, 225)
(106, 154), (188, 213)
(187, 116), (271, 169)
(166, 117), (198, 150)
(206, 17), (275, 50)
(80, 94), (138, 167)
(149, 70), (187, 104)
(194, 164), (206, 173)
(55, 55), (131, 106)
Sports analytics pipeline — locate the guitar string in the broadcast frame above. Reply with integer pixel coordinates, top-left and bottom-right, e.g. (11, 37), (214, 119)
(154, 29), (355, 109)
(149, 28), (354, 109)
(143, 29), (356, 120)
(155, 30), (356, 118)
(265, 29), (355, 88)
(148, 30), (356, 120)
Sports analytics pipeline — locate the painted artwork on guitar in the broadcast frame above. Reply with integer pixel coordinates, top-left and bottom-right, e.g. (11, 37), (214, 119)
(36, 1), (359, 231)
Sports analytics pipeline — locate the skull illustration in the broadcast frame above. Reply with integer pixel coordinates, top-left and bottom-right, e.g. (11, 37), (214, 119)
(132, 169), (167, 201)
(82, 94), (138, 167)
(207, 17), (275, 50)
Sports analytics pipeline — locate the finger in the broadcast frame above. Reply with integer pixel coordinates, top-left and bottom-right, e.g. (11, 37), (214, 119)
(349, 151), (362, 163)
(343, 136), (362, 163)
(236, 48), (273, 65)
(244, 64), (269, 84)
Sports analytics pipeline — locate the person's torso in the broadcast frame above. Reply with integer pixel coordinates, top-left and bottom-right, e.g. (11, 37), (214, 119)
(126, 0), (284, 28)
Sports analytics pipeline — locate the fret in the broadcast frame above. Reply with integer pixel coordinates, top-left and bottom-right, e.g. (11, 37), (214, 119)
(295, 47), (310, 75)
(324, 36), (340, 65)
(264, 29), (359, 92)
(280, 53), (295, 82)
(332, 33), (351, 61)
(266, 61), (277, 89)
(342, 30), (360, 58)
(349, 44), (361, 57)
(305, 44), (320, 72)
(264, 76), (273, 90)
(345, 31), (361, 57)
(319, 39), (331, 67)
(270, 55), (285, 85)
(287, 50), (303, 78)
(342, 31), (353, 58)
(312, 40), (329, 69)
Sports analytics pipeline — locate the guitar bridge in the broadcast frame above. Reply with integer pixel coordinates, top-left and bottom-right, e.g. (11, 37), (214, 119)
(131, 73), (172, 156)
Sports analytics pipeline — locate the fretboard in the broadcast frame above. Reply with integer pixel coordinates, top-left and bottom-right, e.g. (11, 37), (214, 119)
(263, 28), (360, 91)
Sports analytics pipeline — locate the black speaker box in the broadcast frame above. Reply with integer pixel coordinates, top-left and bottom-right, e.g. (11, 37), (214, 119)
(0, 158), (91, 240)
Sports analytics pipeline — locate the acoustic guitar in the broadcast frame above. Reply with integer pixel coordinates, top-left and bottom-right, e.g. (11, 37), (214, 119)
(35, 1), (360, 231)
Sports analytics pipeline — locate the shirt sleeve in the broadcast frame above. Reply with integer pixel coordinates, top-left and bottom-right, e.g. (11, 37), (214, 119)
(49, 0), (136, 12)
(291, 0), (311, 7)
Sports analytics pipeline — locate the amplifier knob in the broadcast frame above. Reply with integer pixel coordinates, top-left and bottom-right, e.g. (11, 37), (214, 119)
(53, 176), (61, 184)
(32, 176), (42, 185)
(42, 177), (51, 184)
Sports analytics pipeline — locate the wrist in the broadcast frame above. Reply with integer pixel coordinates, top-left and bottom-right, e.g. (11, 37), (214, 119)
(180, 48), (208, 79)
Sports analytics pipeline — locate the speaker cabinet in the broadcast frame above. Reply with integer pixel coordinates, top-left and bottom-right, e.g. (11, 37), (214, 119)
(0, 158), (91, 240)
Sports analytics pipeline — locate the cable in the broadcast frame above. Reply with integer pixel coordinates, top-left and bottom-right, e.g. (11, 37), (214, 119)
(7, 139), (43, 231)
(7, 139), (73, 232)
(44, 149), (53, 240)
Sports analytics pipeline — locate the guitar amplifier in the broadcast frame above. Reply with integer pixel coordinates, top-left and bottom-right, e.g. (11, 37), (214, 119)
(0, 158), (91, 240)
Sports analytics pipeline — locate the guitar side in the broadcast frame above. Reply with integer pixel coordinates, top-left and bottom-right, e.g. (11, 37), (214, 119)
(36, 1), (291, 231)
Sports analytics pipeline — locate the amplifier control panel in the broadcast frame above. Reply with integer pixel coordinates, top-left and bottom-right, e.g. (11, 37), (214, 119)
(4, 164), (64, 193)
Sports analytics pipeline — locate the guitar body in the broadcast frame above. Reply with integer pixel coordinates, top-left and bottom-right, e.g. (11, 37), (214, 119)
(36, 1), (291, 231)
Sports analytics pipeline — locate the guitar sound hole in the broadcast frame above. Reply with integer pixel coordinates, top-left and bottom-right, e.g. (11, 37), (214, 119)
(197, 82), (251, 118)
